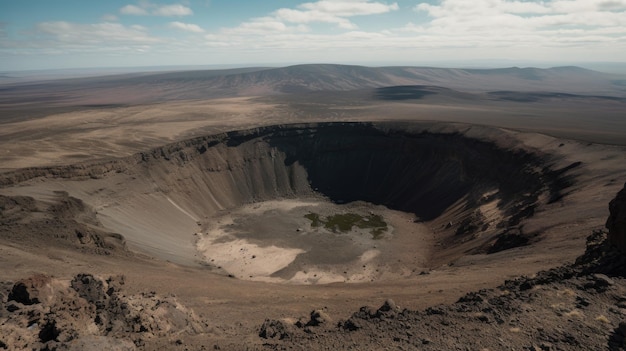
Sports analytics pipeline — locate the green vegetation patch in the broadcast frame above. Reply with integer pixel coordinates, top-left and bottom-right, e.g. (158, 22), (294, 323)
(304, 213), (323, 227)
(304, 212), (388, 239)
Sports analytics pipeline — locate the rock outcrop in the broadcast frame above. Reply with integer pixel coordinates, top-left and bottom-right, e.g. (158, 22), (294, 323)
(255, 230), (626, 351)
(0, 274), (205, 350)
(606, 182), (626, 253)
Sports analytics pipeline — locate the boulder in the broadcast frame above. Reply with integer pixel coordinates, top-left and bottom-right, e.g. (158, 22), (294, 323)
(8, 274), (55, 305)
(259, 319), (290, 340)
(606, 183), (626, 253)
(307, 309), (332, 326)
(378, 299), (400, 313)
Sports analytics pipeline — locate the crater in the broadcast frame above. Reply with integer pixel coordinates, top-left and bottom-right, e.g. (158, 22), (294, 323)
(0, 122), (578, 284)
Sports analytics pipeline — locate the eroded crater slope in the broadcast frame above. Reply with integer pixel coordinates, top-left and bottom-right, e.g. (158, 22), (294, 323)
(0, 122), (583, 283)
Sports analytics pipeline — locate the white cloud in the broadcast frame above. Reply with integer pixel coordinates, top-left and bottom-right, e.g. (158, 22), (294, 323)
(35, 21), (161, 45)
(222, 17), (291, 35)
(274, 8), (357, 29)
(120, 3), (193, 17)
(222, 0), (398, 36)
(499, 1), (552, 14)
(299, 1), (399, 16)
(412, 0), (626, 42)
(416, 0), (626, 16)
(169, 21), (204, 33)
(120, 5), (148, 15)
(190, 0), (624, 63)
(153, 4), (193, 16)
(274, 1), (398, 29)
(342, 30), (387, 39)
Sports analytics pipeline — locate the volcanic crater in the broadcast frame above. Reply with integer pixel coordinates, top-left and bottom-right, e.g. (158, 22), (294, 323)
(0, 121), (583, 285)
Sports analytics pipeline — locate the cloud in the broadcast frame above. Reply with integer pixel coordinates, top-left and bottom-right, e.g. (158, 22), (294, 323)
(416, 0), (626, 17)
(153, 4), (193, 16)
(274, 1), (398, 29)
(598, 0), (626, 10)
(221, 17), (291, 35)
(35, 21), (161, 46)
(193, 0), (623, 63)
(299, 1), (399, 16)
(222, 0), (398, 35)
(120, 3), (193, 16)
(402, 0), (626, 52)
(412, 0), (626, 37)
(496, 1), (552, 14)
(274, 8), (357, 29)
(169, 21), (204, 33)
(120, 5), (148, 16)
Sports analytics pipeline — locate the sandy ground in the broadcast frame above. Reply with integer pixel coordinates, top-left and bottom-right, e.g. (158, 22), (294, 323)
(0, 97), (283, 170)
(1, 93), (624, 171)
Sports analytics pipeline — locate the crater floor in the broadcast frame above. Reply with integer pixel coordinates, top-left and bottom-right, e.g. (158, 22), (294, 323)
(196, 198), (433, 284)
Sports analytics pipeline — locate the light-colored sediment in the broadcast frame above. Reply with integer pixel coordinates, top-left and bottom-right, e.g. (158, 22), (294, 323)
(196, 235), (305, 283)
(194, 199), (433, 284)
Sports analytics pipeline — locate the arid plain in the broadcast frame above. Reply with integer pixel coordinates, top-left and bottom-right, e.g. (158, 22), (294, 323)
(1, 64), (626, 350)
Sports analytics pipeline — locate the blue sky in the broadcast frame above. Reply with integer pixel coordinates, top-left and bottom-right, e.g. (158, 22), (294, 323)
(1, 0), (625, 71)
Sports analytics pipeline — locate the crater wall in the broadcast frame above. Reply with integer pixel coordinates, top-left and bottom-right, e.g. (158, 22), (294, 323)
(0, 122), (575, 265)
(134, 122), (567, 222)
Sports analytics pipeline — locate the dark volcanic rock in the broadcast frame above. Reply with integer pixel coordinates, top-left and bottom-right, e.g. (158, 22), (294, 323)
(378, 299), (399, 313)
(8, 274), (54, 305)
(606, 182), (626, 253)
(307, 309), (332, 327)
(259, 319), (290, 340)
(0, 274), (204, 350)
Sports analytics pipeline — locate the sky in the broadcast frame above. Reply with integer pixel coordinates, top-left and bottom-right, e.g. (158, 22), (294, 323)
(1, 0), (626, 71)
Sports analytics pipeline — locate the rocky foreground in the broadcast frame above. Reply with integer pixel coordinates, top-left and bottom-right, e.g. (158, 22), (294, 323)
(1, 184), (625, 350)
(253, 229), (625, 351)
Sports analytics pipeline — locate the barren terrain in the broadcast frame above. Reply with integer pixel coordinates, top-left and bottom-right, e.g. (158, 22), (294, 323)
(1, 64), (625, 350)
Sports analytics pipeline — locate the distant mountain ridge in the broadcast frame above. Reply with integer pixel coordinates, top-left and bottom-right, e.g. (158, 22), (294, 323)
(126, 64), (613, 95)
(1, 64), (624, 106)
